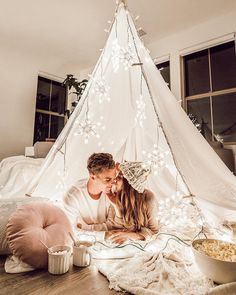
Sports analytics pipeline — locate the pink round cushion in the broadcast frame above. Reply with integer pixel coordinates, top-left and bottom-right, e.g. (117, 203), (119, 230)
(7, 201), (73, 269)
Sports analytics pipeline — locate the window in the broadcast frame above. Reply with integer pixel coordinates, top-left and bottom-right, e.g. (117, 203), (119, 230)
(156, 61), (170, 89)
(33, 76), (67, 144)
(183, 41), (236, 143)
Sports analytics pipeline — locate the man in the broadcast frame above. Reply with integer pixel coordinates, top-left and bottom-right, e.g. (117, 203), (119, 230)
(63, 153), (117, 235)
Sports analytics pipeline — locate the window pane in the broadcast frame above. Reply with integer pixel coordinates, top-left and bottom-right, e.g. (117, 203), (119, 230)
(156, 61), (170, 88)
(210, 41), (236, 91)
(33, 112), (49, 143)
(212, 93), (236, 142)
(184, 50), (210, 96)
(36, 77), (50, 110)
(187, 97), (212, 141)
(50, 115), (65, 139)
(51, 81), (66, 114)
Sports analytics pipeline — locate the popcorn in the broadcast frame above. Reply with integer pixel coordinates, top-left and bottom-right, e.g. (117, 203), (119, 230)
(194, 240), (236, 262)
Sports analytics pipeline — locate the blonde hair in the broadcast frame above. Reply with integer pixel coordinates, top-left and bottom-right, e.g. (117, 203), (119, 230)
(115, 178), (148, 231)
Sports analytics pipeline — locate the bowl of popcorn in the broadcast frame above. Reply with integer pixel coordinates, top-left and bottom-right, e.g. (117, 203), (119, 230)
(192, 239), (236, 284)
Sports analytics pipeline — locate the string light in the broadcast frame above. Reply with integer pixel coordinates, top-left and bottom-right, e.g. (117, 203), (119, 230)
(142, 144), (170, 175)
(90, 75), (110, 104)
(74, 118), (102, 144)
(111, 39), (136, 72)
(158, 193), (197, 229)
(135, 94), (146, 127)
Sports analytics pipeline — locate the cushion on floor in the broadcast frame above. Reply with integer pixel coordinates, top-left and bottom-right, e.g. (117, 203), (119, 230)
(0, 197), (47, 255)
(6, 201), (73, 268)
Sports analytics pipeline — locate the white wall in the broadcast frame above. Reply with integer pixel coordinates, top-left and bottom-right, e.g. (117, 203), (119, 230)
(0, 46), (79, 160)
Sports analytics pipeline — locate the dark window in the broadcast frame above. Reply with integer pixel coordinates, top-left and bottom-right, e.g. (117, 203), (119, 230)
(156, 61), (170, 88)
(184, 50), (210, 96)
(51, 80), (67, 114)
(183, 41), (236, 143)
(50, 115), (65, 139)
(36, 77), (50, 110)
(33, 77), (67, 144)
(33, 113), (50, 143)
(187, 97), (212, 141)
(210, 41), (236, 91)
(212, 93), (236, 142)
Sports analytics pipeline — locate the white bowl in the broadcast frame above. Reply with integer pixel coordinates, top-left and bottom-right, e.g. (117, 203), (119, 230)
(192, 239), (236, 284)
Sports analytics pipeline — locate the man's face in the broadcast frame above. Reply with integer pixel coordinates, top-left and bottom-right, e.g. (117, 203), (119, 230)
(91, 167), (117, 193)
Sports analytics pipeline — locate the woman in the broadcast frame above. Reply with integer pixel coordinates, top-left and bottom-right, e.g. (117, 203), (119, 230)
(105, 161), (159, 244)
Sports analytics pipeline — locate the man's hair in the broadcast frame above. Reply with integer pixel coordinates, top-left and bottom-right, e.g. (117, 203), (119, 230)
(87, 153), (115, 175)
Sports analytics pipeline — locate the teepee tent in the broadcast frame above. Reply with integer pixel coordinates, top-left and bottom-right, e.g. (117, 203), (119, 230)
(27, 1), (236, 224)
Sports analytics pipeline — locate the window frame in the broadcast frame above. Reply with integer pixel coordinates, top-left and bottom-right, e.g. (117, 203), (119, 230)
(181, 41), (236, 145)
(34, 75), (68, 143)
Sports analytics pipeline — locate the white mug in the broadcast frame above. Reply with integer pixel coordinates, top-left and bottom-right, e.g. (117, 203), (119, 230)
(73, 241), (92, 267)
(48, 245), (71, 275)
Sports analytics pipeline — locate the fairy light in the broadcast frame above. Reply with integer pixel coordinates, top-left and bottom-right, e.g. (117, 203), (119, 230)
(135, 94), (146, 127)
(142, 144), (170, 175)
(111, 39), (136, 72)
(159, 193), (195, 229)
(90, 75), (110, 104)
(74, 118), (101, 144)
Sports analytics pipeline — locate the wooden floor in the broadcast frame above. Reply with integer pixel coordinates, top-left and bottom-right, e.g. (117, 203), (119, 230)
(0, 256), (126, 295)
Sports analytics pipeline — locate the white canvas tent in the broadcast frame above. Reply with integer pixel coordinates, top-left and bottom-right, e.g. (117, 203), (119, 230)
(26, 1), (236, 224)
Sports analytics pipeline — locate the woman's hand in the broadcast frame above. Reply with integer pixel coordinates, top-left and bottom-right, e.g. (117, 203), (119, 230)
(107, 231), (145, 244)
(105, 229), (126, 240)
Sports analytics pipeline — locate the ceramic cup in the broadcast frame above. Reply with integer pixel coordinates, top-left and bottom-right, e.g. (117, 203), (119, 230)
(48, 245), (71, 275)
(73, 241), (93, 267)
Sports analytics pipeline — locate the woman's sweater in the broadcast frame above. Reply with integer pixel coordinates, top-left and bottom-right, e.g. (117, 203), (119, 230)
(105, 189), (159, 240)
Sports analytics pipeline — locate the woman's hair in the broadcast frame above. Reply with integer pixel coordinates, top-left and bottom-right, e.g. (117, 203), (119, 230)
(115, 177), (148, 231)
(87, 153), (115, 175)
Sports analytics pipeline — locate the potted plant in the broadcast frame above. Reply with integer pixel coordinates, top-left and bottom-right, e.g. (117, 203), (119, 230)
(62, 74), (88, 118)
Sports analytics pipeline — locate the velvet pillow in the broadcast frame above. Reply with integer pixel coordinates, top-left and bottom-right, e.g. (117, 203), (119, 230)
(7, 202), (73, 269)
(0, 197), (47, 255)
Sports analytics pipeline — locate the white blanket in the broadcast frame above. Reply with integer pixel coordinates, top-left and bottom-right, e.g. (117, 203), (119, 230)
(98, 249), (213, 295)
(97, 245), (236, 295)
(0, 156), (43, 198)
(4, 255), (35, 273)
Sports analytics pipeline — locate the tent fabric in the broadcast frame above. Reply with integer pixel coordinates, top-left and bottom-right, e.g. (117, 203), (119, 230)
(26, 3), (236, 223)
